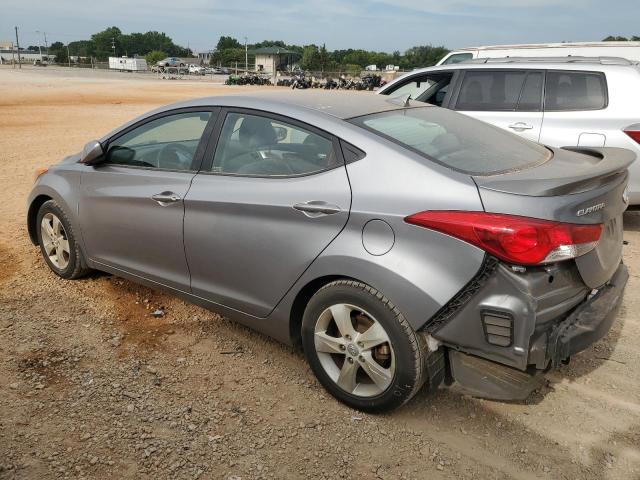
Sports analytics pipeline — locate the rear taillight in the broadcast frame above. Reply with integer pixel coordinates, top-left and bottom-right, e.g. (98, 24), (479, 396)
(405, 211), (603, 265)
(624, 124), (640, 144)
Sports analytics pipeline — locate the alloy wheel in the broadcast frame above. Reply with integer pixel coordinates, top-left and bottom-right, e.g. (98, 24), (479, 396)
(40, 212), (70, 270)
(314, 303), (395, 397)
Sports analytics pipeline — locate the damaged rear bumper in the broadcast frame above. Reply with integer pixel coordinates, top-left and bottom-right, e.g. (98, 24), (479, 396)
(438, 261), (628, 401)
(548, 263), (628, 367)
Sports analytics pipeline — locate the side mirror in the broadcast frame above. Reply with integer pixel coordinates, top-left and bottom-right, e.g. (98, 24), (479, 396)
(274, 126), (288, 142)
(80, 140), (105, 165)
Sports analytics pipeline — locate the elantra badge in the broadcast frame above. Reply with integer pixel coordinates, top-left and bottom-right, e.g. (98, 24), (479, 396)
(577, 202), (605, 216)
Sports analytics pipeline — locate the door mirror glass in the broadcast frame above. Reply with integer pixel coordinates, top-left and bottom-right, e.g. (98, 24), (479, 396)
(80, 140), (104, 165)
(106, 146), (136, 165)
(274, 126), (288, 142)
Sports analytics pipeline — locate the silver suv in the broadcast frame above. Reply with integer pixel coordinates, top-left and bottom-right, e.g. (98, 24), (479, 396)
(378, 57), (640, 204)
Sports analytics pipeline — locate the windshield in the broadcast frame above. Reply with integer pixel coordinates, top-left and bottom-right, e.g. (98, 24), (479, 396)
(349, 107), (551, 175)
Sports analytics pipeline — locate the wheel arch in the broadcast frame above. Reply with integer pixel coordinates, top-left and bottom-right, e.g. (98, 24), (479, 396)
(288, 275), (357, 350)
(27, 194), (53, 245)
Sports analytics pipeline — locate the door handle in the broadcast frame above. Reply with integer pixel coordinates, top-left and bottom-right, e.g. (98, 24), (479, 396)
(152, 191), (181, 205)
(293, 201), (342, 216)
(508, 122), (534, 131)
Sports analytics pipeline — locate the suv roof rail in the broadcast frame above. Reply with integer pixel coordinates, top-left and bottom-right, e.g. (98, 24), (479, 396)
(463, 56), (634, 66)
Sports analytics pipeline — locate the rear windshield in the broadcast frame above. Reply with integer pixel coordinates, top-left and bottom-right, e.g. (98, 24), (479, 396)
(349, 107), (551, 175)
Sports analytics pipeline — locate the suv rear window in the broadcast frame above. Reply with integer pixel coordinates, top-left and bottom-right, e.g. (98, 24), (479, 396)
(350, 107), (551, 175)
(455, 70), (543, 111)
(545, 71), (607, 111)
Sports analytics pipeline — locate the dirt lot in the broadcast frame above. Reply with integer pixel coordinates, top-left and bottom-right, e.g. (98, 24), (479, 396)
(1, 66), (640, 480)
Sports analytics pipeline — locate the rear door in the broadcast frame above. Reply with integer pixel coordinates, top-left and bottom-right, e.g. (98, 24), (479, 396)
(538, 70), (609, 148)
(452, 69), (544, 142)
(183, 109), (351, 317)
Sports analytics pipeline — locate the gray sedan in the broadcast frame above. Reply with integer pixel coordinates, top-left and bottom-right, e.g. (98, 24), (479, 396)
(27, 91), (631, 411)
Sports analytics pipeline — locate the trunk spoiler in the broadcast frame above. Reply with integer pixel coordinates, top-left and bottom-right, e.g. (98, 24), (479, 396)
(473, 147), (635, 197)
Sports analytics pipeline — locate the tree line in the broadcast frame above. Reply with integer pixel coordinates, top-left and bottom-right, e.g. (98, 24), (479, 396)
(28, 26), (192, 64)
(209, 36), (449, 72)
(29, 27), (449, 71)
(603, 35), (640, 41)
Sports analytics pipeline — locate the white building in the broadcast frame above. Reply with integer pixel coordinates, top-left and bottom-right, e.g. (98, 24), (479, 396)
(0, 47), (51, 64)
(252, 47), (297, 74)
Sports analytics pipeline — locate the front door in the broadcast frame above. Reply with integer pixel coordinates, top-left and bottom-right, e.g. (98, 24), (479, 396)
(184, 110), (351, 317)
(80, 109), (216, 290)
(453, 69), (544, 142)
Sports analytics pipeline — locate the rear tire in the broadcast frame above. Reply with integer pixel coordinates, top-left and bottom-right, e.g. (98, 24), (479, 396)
(36, 200), (91, 280)
(302, 280), (438, 412)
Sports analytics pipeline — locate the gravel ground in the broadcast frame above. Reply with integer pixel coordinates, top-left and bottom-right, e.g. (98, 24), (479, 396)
(1, 66), (640, 480)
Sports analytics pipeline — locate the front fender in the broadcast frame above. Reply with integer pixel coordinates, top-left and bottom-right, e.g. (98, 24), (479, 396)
(27, 168), (83, 247)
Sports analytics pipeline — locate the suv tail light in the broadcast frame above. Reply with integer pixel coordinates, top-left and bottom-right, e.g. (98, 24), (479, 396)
(405, 211), (603, 265)
(623, 124), (640, 144)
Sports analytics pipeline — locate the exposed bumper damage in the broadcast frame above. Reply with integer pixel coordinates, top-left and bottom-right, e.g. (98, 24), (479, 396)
(548, 263), (628, 367)
(429, 257), (628, 401)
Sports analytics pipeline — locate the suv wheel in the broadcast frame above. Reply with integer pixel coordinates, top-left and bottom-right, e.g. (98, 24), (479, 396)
(302, 280), (441, 412)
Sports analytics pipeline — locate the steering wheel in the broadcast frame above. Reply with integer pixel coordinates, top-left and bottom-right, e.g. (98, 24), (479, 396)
(157, 143), (193, 169)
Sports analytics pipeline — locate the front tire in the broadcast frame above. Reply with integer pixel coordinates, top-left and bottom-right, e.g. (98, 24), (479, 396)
(36, 200), (90, 279)
(302, 280), (435, 412)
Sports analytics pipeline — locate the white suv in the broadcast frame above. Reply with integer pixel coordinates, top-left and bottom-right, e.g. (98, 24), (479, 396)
(378, 57), (640, 204)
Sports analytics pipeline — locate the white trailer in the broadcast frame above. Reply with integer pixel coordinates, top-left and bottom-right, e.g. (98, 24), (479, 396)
(437, 41), (640, 65)
(108, 56), (148, 72)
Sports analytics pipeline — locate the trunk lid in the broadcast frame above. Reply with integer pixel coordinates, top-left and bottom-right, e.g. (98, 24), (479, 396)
(473, 147), (634, 288)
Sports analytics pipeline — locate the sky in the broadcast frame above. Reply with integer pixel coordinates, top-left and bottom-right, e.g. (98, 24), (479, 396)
(1, 0), (638, 53)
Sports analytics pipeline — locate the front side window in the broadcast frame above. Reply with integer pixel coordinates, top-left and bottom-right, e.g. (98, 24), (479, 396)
(545, 71), (607, 111)
(211, 112), (339, 176)
(350, 107), (551, 175)
(383, 73), (453, 107)
(516, 71), (544, 111)
(456, 70), (533, 111)
(105, 112), (211, 170)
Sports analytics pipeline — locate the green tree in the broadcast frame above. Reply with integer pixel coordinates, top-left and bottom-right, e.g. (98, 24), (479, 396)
(210, 47), (245, 66)
(318, 44), (329, 72)
(68, 40), (94, 58)
(401, 45), (449, 69)
(145, 50), (167, 65)
(301, 44), (320, 70)
(216, 36), (242, 50)
(91, 26), (122, 59)
(603, 35), (629, 41)
(49, 41), (68, 63)
(253, 40), (286, 49)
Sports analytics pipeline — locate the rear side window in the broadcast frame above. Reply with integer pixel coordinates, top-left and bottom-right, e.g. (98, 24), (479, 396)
(455, 70), (545, 111)
(544, 71), (607, 111)
(210, 112), (339, 176)
(350, 107), (551, 175)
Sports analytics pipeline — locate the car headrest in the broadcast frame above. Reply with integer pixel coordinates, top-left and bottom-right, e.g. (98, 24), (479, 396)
(239, 117), (277, 149)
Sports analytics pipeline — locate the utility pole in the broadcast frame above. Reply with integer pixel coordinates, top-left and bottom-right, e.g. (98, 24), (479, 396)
(67, 44), (71, 67)
(14, 26), (21, 68)
(111, 37), (116, 57)
(36, 30), (48, 62)
(11, 41), (15, 68)
(244, 36), (248, 73)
